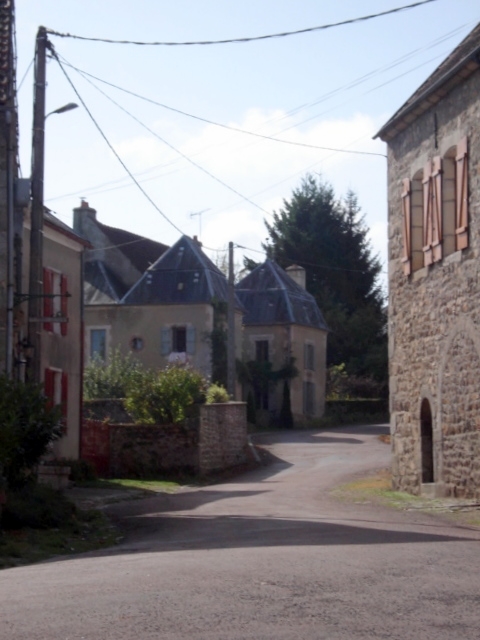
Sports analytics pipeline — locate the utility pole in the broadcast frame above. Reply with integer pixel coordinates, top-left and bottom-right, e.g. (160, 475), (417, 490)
(227, 241), (236, 399)
(28, 26), (48, 383)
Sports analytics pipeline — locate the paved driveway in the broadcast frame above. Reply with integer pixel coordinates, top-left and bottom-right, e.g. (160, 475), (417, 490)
(2, 424), (480, 639)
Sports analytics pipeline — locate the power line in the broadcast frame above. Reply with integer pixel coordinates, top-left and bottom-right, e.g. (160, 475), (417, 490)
(57, 57), (386, 158)
(17, 57), (33, 91)
(51, 51), (186, 236)
(46, 1), (438, 46)
(64, 55), (273, 217)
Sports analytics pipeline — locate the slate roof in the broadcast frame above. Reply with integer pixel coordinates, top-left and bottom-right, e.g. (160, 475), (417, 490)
(84, 260), (128, 304)
(376, 22), (480, 141)
(235, 259), (328, 330)
(122, 235), (238, 306)
(94, 219), (169, 273)
(44, 209), (90, 247)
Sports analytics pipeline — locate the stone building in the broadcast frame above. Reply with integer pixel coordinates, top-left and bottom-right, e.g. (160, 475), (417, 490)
(236, 260), (328, 424)
(375, 23), (480, 498)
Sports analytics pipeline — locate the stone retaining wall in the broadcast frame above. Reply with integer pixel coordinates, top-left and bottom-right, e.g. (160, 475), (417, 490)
(82, 401), (248, 478)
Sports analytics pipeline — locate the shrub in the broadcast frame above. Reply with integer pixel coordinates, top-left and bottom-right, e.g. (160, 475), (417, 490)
(1, 484), (76, 530)
(0, 376), (62, 489)
(125, 365), (207, 425)
(206, 384), (230, 404)
(83, 348), (144, 399)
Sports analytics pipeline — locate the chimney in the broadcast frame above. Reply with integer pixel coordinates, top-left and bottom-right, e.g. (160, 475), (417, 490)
(286, 264), (306, 289)
(73, 198), (97, 234)
(192, 235), (203, 248)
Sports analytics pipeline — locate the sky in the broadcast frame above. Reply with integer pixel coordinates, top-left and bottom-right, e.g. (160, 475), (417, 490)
(15, 0), (480, 289)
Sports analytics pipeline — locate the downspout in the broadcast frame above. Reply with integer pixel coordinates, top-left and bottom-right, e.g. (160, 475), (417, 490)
(79, 249), (85, 459)
(5, 107), (14, 376)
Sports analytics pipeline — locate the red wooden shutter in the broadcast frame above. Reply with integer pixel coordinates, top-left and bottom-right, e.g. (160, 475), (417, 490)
(61, 372), (68, 433)
(422, 161), (433, 266)
(60, 275), (68, 336)
(431, 156), (443, 263)
(43, 268), (53, 332)
(401, 179), (412, 275)
(455, 137), (468, 250)
(44, 368), (55, 409)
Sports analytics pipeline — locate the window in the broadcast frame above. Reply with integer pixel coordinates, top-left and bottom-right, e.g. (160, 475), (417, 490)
(172, 326), (187, 353)
(401, 137), (468, 275)
(44, 368), (68, 433)
(130, 336), (144, 352)
(161, 326), (195, 355)
(304, 343), (315, 371)
(43, 268), (68, 335)
(89, 328), (108, 361)
(303, 381), (315, 416)
(255, 340), (269, 362)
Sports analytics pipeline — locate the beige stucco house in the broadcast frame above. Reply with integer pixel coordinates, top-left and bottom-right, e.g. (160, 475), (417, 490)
(236, 260), (328, 424)
(84, 232), (243, 388)
(375, 22), (480, 498)
(21, 210), (88, 459)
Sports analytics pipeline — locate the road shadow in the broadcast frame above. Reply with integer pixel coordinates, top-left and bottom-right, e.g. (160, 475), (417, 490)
(53, 512), (480, 564)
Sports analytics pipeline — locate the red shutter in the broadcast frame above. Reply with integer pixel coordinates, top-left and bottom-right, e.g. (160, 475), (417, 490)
(431, 156), (443, 263)
(43, 268), (53, 332)
(44, 368), (55, 409)
(422, 161), (433, 266)
(61, 372), (68, 434)
(455, 137), (468, 250)
(401, 179), (412, 276)
(60, 275), (68, 336)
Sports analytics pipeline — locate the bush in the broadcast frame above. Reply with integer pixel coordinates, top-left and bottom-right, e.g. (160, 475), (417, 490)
(125, 365), (207, 425)
(0, 376), (62, 489)
(83, 348), (144, 399)
(206, 384), (230, 404)
(1, 484), (76, 530)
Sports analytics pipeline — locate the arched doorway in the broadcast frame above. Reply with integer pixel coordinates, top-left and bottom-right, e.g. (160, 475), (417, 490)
(420, 399), (434, 483)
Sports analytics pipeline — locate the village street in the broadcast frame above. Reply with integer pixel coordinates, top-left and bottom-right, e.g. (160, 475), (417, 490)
(2, 425), (480, 640)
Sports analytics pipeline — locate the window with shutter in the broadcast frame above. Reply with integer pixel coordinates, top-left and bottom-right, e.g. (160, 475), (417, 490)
(43, 268), (54, 332)
(60, 275), (68, 336)
(455, 137), (468, 251)
(431, 156), (443, 263)
(161, 327), (172, 355)
(422, 160), (434, 266)
(401, 179), (412, 275)
(61, 372), (68, 433)
(186, 326), (196, 355)
(304, 343), (315, 371)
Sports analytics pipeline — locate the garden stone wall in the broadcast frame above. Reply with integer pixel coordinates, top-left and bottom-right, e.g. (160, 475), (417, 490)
(82, 400), (248, 478)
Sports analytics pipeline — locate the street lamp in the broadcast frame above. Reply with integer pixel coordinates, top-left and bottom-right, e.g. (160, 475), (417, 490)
(45, 102), (78, 119)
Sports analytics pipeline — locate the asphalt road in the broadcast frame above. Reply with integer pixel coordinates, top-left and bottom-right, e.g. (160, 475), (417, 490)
(2, 424), (480, 640)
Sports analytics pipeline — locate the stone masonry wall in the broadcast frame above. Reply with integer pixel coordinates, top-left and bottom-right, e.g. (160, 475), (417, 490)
(198, 402), (248, 475)
(82, 400), (248, 478)
(387, 66), (480, 497)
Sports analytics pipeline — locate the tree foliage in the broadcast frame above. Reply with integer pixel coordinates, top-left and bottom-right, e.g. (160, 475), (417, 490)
(124, 365), (207, 425)
(0, 376), (62, 489)
(83, 348), (144, 399)
(264, 174), (387, 383)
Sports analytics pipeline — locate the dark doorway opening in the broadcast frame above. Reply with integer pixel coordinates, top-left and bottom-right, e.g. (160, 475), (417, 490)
(420, 399), (434, 483)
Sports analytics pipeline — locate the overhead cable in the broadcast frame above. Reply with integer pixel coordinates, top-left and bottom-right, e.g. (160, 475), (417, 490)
(46, 1), (438, 46)
(60, 57), (386, 158)
(52, 51), (186, 236)
(64, 55), (273, 216)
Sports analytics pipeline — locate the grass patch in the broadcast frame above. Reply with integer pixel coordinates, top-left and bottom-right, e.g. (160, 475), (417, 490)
(79, 478), (180, 493)
(333, 469), (480, 528)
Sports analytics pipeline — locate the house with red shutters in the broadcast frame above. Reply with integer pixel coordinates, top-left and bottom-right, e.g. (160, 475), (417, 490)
(21, 208), (89, 460)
